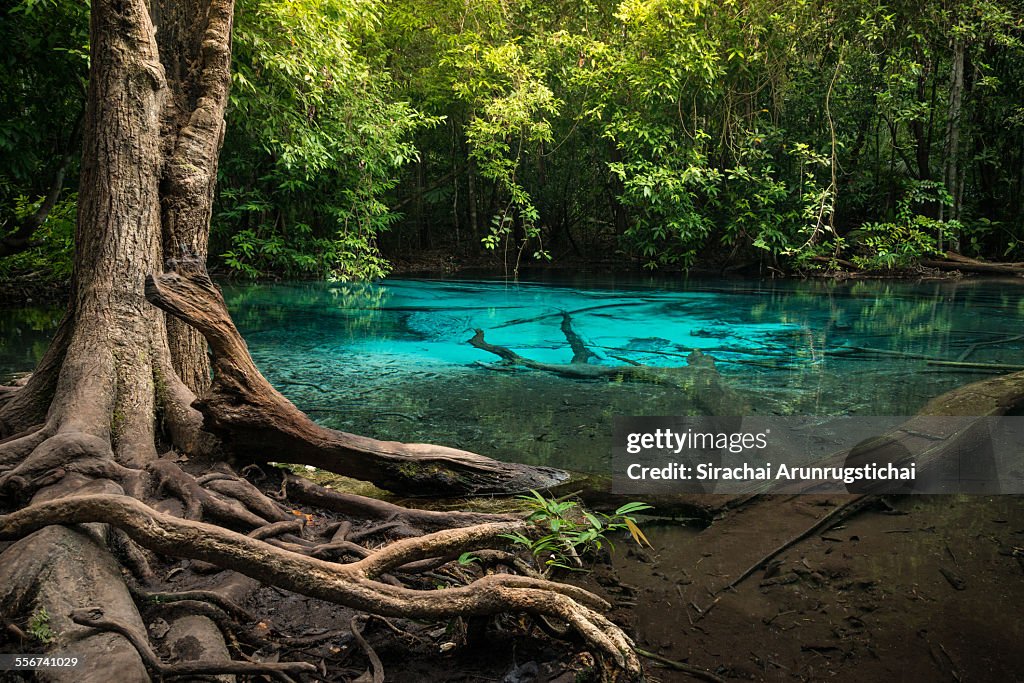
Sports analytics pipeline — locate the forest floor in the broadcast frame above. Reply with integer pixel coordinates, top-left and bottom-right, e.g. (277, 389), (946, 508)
(326, 492), (1021, 683)
(2, 476), (1019, 683)
(361, 493), (1024, 682)
(607, 494), (1024, 683)
(118, 483), (1020, 683)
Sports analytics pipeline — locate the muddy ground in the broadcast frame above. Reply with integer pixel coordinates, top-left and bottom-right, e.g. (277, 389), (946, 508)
(365, 493), (1024, 682)
(611, 494), (1024, 683)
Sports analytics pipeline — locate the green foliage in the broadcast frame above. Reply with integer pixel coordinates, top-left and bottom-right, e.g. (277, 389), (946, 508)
(457, 551), (480, 566)
(502, 490), (652, 574)
(382, 0), (1024, 272)
(214, 0), (439, 280)
(850, 181), (958, 270)
(0, 0), (85, 281)
(451, 39), (559, 275)
(0, 0), (86, 188)
(3, 0), (1024, 279)
(27, 607), (54, 644)
(0, 194), (76, 281)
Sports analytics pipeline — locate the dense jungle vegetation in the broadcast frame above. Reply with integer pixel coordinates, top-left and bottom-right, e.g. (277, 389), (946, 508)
(2, 0), (1023, 281)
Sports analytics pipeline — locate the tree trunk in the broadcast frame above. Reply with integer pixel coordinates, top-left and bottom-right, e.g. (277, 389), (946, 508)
(0, 0), (639, 675)
(467, 156), (480, 241)
(0, 0), (192, 674)
(943, 35), (965, 251)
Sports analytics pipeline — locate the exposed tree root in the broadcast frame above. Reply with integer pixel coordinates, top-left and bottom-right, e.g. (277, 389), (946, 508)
(202, 475), (293, 523)
(248, 519), (305, 541)
(132, 589), (257, 623)
(0, 493), (641, 675)
(149, 459), (273, 527)
(350, 615), (385, 683)
(281, 472), (516, 530)
(70, 607), (315, 679)
(0, 424), (50, 469)
(0, 479), (150, 682)
(922, 251), (1024, 276)
(144, 259), (567, 497)
(110, 527), (158, 584)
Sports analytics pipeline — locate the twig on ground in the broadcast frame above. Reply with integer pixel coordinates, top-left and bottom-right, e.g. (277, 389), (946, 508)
(635, 648), (727, 683)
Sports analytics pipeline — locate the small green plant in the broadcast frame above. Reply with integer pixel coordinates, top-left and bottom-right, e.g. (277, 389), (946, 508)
(457, 551), (480, 566)
(27, 607), (54, 644)
(503, 490), (652, 574)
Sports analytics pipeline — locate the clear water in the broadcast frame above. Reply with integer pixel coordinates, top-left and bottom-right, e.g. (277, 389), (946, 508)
(3, 275), (1024, 472)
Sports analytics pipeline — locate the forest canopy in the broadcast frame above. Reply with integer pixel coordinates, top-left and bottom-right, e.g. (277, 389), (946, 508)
(2, 0), (1023, 279)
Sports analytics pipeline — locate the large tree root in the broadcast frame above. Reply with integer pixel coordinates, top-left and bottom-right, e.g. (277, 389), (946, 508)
(280, 472), (516, 530)
(0, 478), (150, 682)
(144, 259), (567, 497)
(0, 493), (642, 675)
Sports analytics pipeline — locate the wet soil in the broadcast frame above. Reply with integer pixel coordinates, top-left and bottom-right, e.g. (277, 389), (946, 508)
(608, 494), (1024, 683)
(201, 492), (1024, 683)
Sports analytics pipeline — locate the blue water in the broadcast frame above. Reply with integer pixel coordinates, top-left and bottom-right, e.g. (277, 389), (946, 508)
(3, 276), (1024, 471)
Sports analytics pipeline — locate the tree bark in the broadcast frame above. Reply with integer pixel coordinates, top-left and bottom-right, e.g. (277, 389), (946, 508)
(0, 0), (639, 676)
(153, 0), (234, 396)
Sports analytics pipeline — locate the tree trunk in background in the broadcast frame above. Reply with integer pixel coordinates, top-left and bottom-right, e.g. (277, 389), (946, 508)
(607, 143), (629, 238)
(943, 36), (965, 251)
(467, 156), (480, 242)
(910, 70), (933, 185)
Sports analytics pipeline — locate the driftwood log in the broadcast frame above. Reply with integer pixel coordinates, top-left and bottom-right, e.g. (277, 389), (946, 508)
(757, 366), (1024, 495)
(469, 313), (746, 416)
(921, 251), (1024, 276)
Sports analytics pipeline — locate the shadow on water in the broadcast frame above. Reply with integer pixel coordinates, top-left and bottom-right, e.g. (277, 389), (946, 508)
(4, 275), (1024, 473)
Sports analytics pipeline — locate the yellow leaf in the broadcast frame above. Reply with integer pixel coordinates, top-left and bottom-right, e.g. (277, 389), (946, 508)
(624, 518), (652, 549)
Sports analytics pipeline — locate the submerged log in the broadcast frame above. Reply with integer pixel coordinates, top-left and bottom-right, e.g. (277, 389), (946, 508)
(469, 315), (747, 415)
(145, 259), (567, 497)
